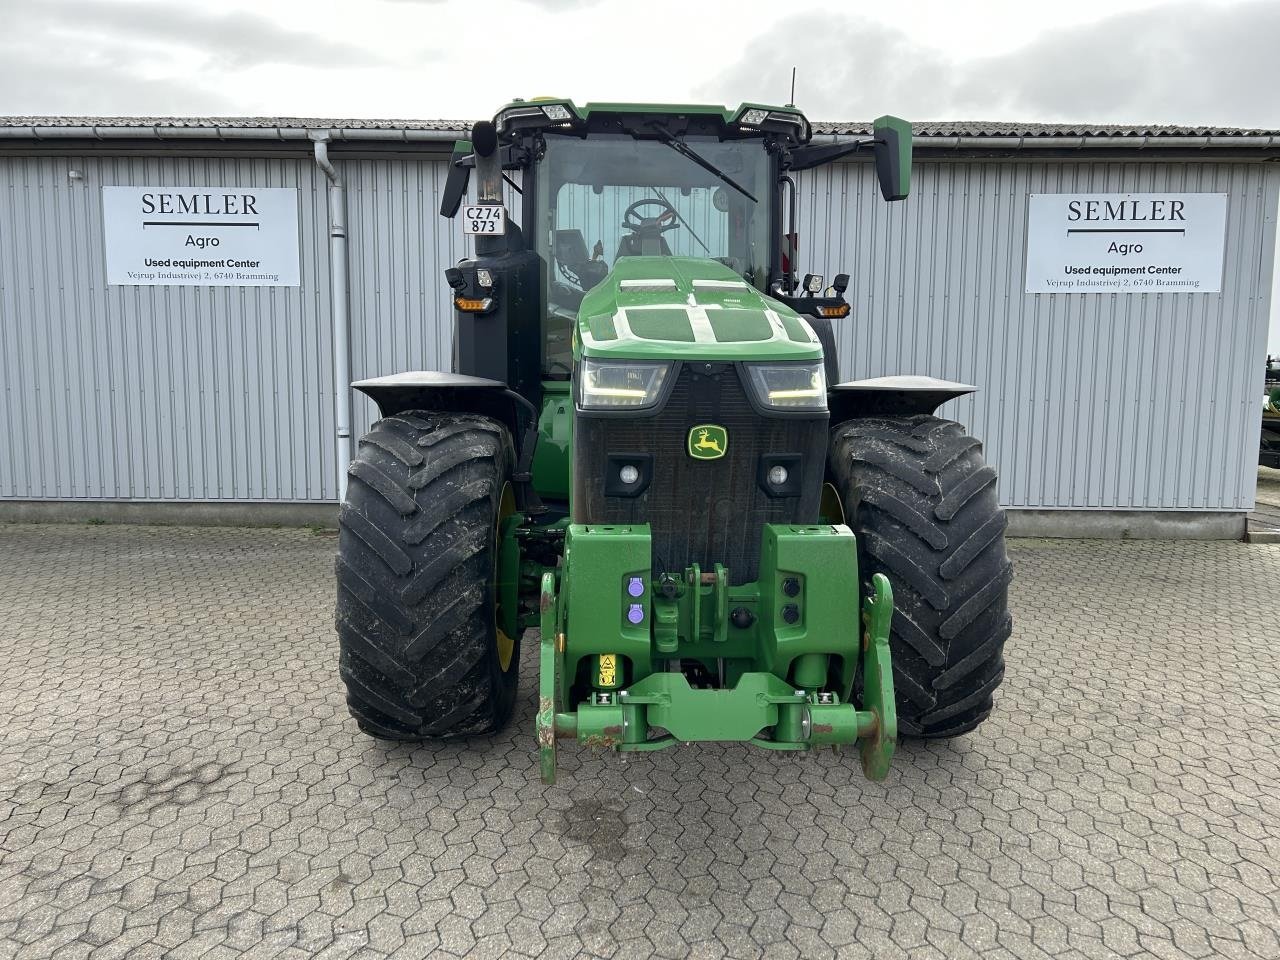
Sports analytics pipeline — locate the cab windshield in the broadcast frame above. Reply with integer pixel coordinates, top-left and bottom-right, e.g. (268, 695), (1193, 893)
(534, 133), (771, 375)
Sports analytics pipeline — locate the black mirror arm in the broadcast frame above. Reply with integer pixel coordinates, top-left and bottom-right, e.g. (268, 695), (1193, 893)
(451, 144), (529, 172)
(439, 144), (529, 217)
(784, 138), (878, 172)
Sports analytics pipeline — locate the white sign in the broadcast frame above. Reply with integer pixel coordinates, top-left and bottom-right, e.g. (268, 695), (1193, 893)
(1025, 192), (1227, 294)
(461, 203), (506, 235)
(102, 186), (300, 286)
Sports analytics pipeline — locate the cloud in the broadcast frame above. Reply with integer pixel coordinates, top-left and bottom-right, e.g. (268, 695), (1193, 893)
(382, 0), (601, 5)
(702, 19), (946, 123)
(703, 1), (1280, 127)
(958, 2), (1280, 126)
(2, 0), (1275, 125)
(20, 1), (375, 68)
(0, 0), (378, 115)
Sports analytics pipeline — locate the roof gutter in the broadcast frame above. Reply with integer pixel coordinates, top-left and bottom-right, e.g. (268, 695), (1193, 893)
(810, 133), (1280, 151)
(919, 134), (1280, 150)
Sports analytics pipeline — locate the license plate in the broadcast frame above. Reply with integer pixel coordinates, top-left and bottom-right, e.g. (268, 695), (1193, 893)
(462, 204), (506, 235)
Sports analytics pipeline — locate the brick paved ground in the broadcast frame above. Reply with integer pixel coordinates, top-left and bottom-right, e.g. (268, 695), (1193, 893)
(1, 523), (1277, 960)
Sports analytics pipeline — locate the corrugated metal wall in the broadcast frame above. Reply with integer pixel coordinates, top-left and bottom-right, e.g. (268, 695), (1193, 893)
(0, 154), (337, 501)
(796, 160), (1279, 511)
(344, 158), (465, 438)
(2, 150), (1276, 511)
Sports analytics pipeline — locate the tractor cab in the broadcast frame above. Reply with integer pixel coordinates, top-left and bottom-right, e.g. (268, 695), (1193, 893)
(535, 129), (774, 374)
(438, 99), (911, 411)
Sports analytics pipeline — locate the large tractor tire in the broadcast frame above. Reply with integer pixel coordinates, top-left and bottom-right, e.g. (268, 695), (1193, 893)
(336, 412), (520, 740)
(830, 414), (1012, 738)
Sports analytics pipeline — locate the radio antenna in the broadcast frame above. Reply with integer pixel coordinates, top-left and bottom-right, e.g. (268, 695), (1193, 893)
(787, 67), (797, 107)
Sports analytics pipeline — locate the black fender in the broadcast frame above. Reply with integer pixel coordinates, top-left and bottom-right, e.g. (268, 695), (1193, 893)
(828, 376), (976, 424)
(353, 371), (544, 512)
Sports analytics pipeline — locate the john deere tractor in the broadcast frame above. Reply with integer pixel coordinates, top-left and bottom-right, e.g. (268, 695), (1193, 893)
(335, 100), (1012, 784)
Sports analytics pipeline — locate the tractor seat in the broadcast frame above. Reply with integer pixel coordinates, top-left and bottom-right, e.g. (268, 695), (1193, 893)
(615, 232), (672, 259)
(554, 229), (608, 290)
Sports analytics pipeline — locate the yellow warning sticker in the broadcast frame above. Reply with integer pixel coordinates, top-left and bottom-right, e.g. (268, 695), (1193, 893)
(597, 654), (617, 687)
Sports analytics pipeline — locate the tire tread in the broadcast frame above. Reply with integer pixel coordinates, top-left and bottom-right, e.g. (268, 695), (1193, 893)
(336, 412), (518, 740)
(832, 414), (1012, 738)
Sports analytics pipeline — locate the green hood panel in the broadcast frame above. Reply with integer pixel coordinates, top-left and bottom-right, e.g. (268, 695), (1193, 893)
(576, 258), (822, 362)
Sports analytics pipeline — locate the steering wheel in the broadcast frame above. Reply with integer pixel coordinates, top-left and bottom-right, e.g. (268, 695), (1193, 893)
(622, 198), (681, 235)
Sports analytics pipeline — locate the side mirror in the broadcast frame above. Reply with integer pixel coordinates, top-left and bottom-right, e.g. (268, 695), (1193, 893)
(872, 115), (911, 202)
(439, 139), (472, 218)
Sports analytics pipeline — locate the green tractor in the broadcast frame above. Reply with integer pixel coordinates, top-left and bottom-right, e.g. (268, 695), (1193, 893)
(335, 99), (1012, 784)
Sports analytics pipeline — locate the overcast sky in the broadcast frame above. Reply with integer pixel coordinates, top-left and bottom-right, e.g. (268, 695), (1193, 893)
(1, 0), (1278, 127)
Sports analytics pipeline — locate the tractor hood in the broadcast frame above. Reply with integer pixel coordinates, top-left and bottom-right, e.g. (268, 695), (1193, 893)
(576, 257), (822, 363)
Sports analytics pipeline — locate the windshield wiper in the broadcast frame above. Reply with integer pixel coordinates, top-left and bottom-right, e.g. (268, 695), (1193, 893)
(651, 186), (711, 255)
(647, 124), (758, 204)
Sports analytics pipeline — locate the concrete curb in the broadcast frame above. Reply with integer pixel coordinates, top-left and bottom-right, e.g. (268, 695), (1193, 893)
(1246, 520), (1280, 544)
(1006, 509), (1245, 540)
(0, 500), (338, 528)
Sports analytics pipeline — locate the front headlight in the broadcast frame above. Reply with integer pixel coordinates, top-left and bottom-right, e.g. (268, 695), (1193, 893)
(744, 361), (827, 411)
(579, 359), (672, 410)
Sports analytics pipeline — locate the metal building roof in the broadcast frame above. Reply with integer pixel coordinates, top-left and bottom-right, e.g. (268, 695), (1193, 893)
(0, 115), (469, 131)
(813, 120), (1280, 138)
(1, 116), (1277, 135)
(0, 116), (1276, 149)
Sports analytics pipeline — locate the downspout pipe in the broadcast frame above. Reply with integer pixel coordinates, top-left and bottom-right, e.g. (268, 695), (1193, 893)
(312, 133), (352, 502)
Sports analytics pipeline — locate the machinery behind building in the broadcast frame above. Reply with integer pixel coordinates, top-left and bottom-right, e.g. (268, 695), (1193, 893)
(334, 99), (1012, 784)
(1262, 355), (1280, 469)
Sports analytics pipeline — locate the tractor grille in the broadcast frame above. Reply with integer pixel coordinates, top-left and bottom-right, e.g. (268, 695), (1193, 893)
(573, 364), (827, 584)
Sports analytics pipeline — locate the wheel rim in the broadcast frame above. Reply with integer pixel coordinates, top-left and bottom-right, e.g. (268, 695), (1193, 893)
(494, 481), (517, 672)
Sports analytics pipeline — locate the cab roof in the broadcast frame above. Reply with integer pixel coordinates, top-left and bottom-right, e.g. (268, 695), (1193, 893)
(494, 98), (812, 144)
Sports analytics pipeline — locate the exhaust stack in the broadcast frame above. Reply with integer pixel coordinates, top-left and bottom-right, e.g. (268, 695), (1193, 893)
(471, 120), (503, 205)
(470, 120), (511, 256)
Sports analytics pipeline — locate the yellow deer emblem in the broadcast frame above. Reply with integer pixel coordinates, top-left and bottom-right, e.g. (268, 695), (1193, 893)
(694, 430), (722, 454)
(687, 424), (728, 460)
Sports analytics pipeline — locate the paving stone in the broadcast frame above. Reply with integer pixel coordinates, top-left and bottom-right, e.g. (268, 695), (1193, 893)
(0, 524), (1277, 957)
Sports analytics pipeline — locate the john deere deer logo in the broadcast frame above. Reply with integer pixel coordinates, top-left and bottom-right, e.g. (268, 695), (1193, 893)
(687, 424), (728, 460)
